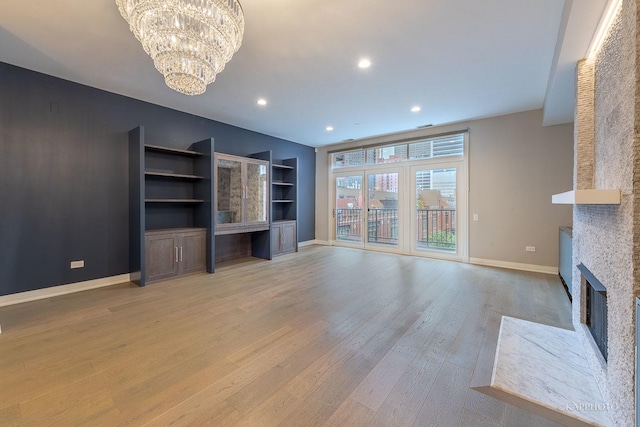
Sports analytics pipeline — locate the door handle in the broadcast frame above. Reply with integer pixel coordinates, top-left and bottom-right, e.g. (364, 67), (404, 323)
(180, 246), (183, 262)
(175, 247), (179, 263)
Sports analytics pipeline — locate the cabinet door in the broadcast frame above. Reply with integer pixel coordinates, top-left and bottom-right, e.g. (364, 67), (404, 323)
(282, 222), (297, 254)
(271, 223), (283, 256)
(245, 160), (269, 224)
(145, 233), (179, 282)
(180, 231), (207, 274)
(216, 156), (243, 227)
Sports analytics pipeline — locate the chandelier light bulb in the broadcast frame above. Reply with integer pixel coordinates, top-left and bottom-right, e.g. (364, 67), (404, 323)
(116, 0), (245, 96)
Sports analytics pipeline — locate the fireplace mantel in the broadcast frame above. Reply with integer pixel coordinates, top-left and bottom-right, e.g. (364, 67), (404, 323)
(551, 189), (620, 205)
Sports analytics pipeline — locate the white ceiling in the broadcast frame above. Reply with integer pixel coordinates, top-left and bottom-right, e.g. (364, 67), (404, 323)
(0, 0), (609, 147)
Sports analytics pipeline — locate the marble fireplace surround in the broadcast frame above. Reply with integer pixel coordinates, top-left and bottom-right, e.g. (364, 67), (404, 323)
(475, 316), (613, 426)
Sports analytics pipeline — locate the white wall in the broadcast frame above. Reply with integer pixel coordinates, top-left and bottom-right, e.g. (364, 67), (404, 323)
(315, 109), (573, 269)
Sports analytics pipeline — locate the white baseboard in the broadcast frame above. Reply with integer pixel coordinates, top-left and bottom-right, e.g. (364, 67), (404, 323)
(299, 240), (331, 247)
(0, 273), (132, 308)
(469, 258), (557, 275)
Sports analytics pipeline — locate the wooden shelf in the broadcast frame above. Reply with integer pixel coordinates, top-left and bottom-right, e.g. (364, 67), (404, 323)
(145, 171), (204, 180)
(272, 181), (294, 186)
(551, 189), (620, 205)
(145, 199), (204, 203)
(145, 144), (203, 157)
(272, 164), (294, 170)
(145, 227), (207, 234)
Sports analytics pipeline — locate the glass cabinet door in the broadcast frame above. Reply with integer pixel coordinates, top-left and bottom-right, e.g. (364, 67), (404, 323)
(216, 157), (243, 225)
(245, 161), (269, 224)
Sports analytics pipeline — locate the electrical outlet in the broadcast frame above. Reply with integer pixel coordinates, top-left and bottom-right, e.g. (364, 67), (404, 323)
(70, 260), (85, 269)
(525, 246), (536, 252)
(473, 213), (479, 221)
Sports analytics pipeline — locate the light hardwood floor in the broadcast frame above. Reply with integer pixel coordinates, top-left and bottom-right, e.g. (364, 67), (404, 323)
(0, 246), (573, 426)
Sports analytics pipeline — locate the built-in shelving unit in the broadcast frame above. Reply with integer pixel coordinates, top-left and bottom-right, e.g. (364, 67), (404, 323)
(129, 126), (214, 286)
(271, 158), (298, 256)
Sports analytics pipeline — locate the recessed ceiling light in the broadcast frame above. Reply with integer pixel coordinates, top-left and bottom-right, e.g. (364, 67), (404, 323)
(358, 58), (371, 69)
(411, 106), (421, 113)
(326, 126), (334, 132)
(257, 98), (267, 106)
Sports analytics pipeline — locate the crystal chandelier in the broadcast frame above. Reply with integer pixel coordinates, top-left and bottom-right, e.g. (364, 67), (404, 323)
(116, 0), (244, 96)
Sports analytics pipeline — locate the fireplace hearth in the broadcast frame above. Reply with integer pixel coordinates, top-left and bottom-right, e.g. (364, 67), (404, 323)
(578, 264), (607, 362)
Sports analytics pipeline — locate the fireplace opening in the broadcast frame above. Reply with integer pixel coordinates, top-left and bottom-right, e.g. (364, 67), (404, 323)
(579, 264), (608, 361)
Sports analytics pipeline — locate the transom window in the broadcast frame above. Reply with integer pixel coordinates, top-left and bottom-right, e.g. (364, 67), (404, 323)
(331, 133), (464, 169)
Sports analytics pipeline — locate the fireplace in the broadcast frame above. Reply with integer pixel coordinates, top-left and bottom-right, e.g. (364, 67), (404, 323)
(578, 264), (607, 362)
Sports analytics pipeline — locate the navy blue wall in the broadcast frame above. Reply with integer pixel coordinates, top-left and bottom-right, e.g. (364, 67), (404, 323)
(0, 62), (315, 296)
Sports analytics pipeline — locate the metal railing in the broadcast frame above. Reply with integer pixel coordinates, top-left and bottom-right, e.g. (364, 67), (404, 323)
(336, 208), (363, 242)
(336, 208), (456, 250)
(367, 209), (398, 245)
(416, 209), (456, 250)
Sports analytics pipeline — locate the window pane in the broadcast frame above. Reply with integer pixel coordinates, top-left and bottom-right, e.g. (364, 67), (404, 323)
(336, 175), (363, 242)
(415, 168), (457, 252)
(408, 140), (432, 160)
(367, 172), (399, 246)
(409, 133), (464, 160)
(332, 150), (365, 169)
(432, 134), (464, 158)
(366, 144), (407, 165)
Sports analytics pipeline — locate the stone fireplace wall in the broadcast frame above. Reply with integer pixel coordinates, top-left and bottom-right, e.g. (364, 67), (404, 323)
(572, 0), (639, 424)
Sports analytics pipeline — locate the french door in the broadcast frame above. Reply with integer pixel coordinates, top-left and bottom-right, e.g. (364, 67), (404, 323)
(332, 161), (467, 261)
(334, 168), (403, 252)
(334, 174), (364, 245)
(410, 162), (466, 261)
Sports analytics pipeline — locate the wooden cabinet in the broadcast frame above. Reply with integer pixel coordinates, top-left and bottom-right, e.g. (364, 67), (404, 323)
(145, 229), (206, 283)
(214, 153), (270, 235)
(272, 220), (297, 256)
(180, 230), (208, 274)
